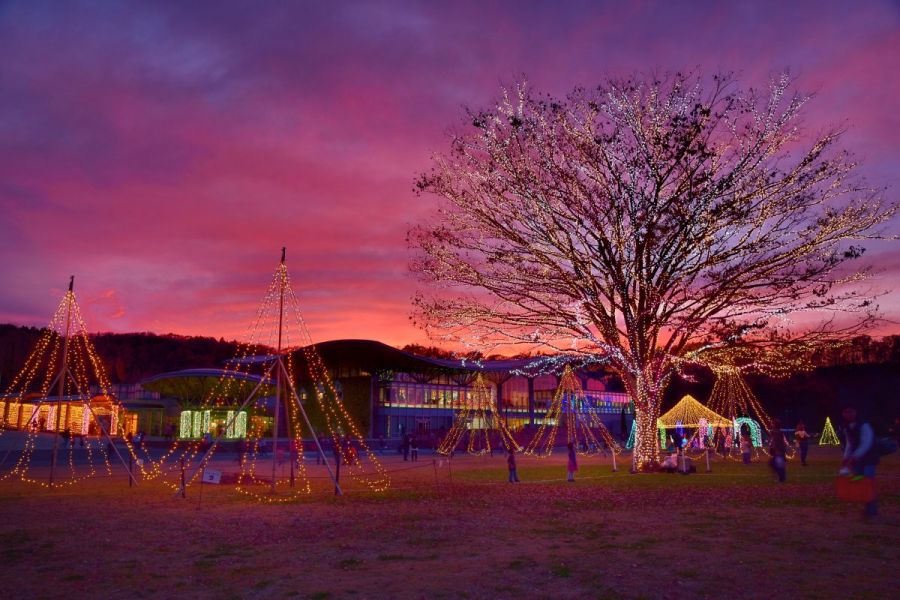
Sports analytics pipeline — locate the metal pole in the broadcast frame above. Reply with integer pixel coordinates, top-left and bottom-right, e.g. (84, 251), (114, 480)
(50, 275), (74, 486)
(65, 365), (139, 484)
(278, 359), (342, 495)
(270, 248), (286, 494)
(290, 438), (295, 488)
(270, 380), (281, 493)
(198, 465), (205, 509)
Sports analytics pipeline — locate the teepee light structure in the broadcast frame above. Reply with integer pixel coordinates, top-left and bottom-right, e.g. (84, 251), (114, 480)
(437, 373), (519, 456)
(524, 366), (621, 464)
(169, 249), (389, 501)
(657, 395), (731, 429)
(708, 366), (773, 429)
(0, 277), (138, 487)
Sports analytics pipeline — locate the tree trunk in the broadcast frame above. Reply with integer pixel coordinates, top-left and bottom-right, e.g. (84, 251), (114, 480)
(624, 370), (664, 472)
(631, 403), (661, 472)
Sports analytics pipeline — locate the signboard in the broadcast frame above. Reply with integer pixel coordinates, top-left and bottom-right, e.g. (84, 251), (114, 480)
(201, 469), (222, 484)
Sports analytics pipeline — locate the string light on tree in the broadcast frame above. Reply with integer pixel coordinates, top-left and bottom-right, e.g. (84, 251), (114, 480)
(410, 72), (894, 471)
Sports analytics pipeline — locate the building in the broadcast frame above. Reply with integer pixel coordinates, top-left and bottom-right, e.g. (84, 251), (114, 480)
(138, 340), (632, 441)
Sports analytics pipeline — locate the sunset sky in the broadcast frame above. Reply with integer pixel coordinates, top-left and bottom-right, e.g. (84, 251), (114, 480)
(1, 1), (898, 346)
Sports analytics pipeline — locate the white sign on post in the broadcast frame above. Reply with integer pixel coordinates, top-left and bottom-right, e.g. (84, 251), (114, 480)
(202, 469), (222, 484)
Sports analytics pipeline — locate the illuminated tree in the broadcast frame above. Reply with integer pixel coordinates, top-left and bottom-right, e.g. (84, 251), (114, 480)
(708, 365), (772, 429)
(410, 72), (895, 470)
(819, 416), (840, 445)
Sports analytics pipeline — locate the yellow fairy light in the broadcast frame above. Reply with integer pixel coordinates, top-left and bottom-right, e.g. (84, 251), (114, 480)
(160, 251), (391, 503)
(0, 281), (144, 488)
(525, 366), (621, 457)
(410, 72), (894, 472)
(438, 373), (520, 455)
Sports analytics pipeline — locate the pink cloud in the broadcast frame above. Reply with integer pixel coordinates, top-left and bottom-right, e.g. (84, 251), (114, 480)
(0, 1), (898, 346)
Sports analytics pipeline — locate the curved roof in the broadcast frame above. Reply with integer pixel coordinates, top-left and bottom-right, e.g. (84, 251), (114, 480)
(140, 368), (274, 403)
(305, 339), (540, 373)
(141, 368), (271, 386)
(140, 341), (613, 391)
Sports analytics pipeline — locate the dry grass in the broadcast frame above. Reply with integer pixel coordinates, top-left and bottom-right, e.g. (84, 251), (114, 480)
(0, 447), (897, 599)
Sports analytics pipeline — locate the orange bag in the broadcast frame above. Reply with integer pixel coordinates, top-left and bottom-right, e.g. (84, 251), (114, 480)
(836, 476), (876, 503)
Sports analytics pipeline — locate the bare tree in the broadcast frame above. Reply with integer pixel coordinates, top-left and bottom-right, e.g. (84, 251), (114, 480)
(409, 72), (896, 469)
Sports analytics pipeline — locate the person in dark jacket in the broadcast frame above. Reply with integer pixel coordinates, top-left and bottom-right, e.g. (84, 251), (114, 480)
(841, 407), (879, 517)
(795, 421), (811, 466)
(566, 442), (578, 482)
(768, 419), (787, 483)
(507, 448), (519, 483)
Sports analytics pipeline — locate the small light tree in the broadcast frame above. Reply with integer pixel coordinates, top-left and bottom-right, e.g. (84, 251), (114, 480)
(410, 72), (895, 470)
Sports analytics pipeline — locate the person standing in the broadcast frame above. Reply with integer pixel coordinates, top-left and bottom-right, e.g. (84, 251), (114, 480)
(795, 421), (811, 466)
(566, 442), (578, 482)
(402, 434), (410, 462)
(724, 430), (733, 459)
(841, 406), (879, 518)
(768, 419), (787, 483)
(507, 447), (519, 483)
(410, 437), (419, 462)
(740, 431), (752, 464)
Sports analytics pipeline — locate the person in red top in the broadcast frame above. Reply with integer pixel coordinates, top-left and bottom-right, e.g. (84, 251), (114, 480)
(507, 447), (519, 483)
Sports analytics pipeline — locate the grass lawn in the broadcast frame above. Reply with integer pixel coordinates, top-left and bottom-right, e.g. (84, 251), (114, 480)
(0, 446), (897, 599)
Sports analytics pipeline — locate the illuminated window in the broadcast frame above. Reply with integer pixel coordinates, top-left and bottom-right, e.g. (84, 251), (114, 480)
(180, 411), (193, 438)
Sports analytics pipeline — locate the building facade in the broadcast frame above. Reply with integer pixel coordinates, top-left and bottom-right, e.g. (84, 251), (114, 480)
(136, 339), (634, 441)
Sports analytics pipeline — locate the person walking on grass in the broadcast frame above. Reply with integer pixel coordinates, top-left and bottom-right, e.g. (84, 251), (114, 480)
(507, 447), (519, 483)
(566, 442), (578, 482)
(768, 419), (787, 483)
(841, 406), (879, 518)
(795, 421), (811, 466)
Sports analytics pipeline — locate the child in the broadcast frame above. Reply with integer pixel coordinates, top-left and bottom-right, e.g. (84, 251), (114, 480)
(507, 448), (519, 483)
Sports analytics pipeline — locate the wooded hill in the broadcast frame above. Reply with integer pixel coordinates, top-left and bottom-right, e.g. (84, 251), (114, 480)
(1, 324), (897, 426)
